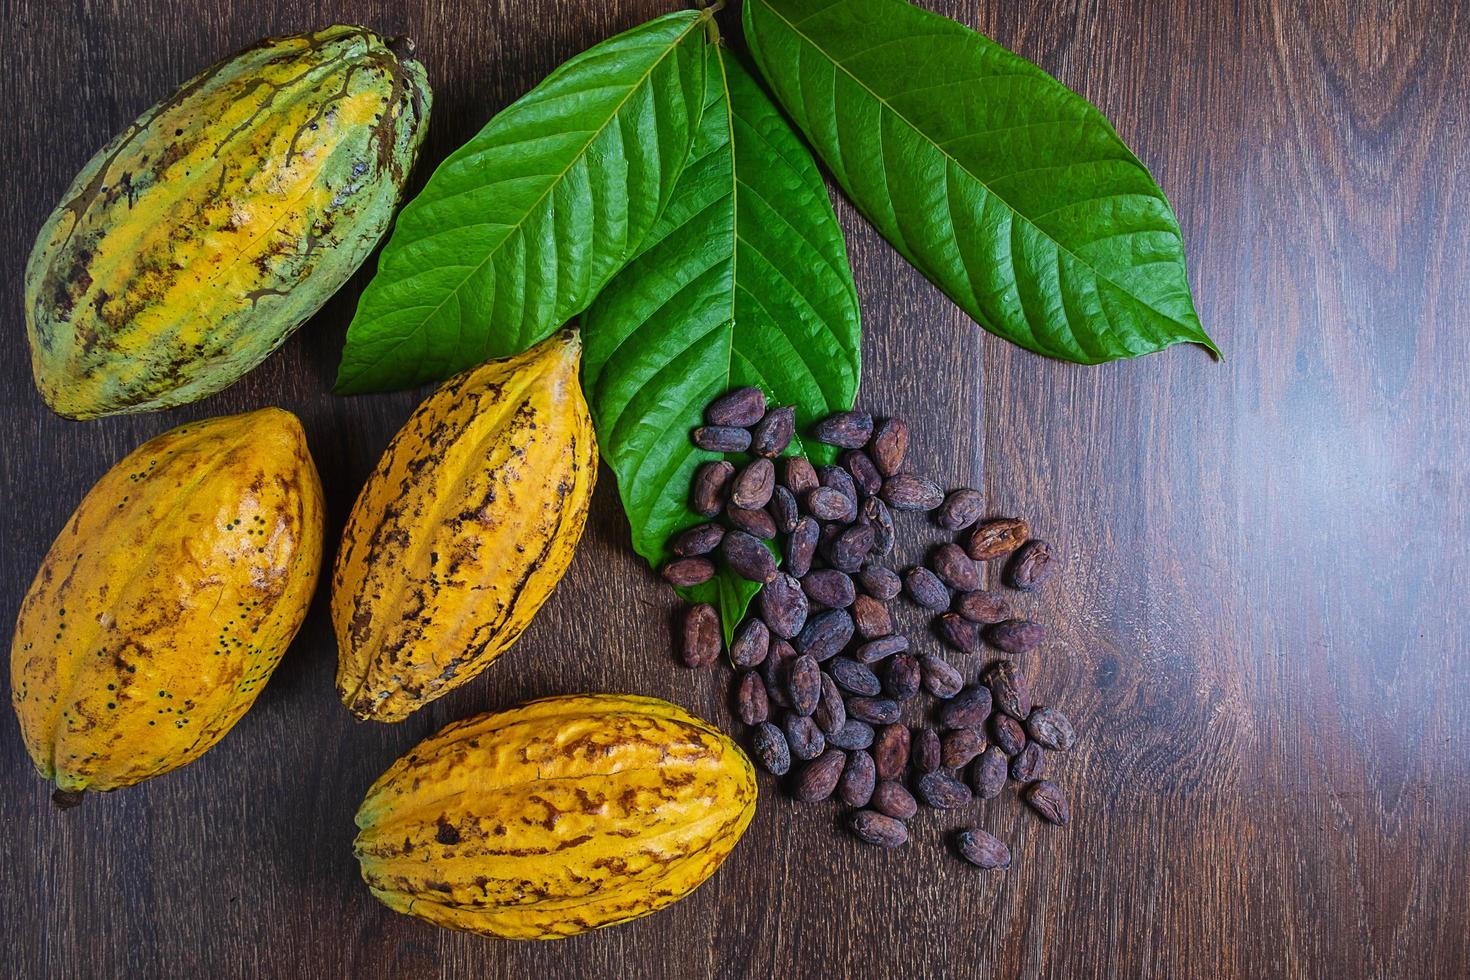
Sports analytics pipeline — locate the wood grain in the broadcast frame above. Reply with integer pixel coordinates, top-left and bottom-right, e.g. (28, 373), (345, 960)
(2, 0), (1466, 977)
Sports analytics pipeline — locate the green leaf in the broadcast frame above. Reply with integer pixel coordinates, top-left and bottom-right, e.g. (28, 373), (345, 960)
(335, 11), (713, 394)
(743, 0), (1218, 364)
(581, 45), (861, 634)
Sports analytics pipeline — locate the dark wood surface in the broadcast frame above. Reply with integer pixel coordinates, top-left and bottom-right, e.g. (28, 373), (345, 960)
(3, 0), (1467, 977)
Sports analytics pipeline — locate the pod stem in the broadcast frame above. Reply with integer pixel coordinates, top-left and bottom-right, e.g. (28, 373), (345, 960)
(52, 788), (85, 810)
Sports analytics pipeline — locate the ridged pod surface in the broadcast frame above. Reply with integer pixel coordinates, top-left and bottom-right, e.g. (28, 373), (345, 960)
(10, 409), (324, 794)
(24, 26), (431, 419)
(332, 330), (597, 722)
(354, 694), (758, 939)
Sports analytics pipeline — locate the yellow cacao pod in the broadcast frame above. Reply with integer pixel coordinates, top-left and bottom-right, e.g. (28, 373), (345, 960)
(354, 694), (757, 939)
(10, 409), (324, 795)
(25, 26), (430, 419)
(332, 330), (597, 723)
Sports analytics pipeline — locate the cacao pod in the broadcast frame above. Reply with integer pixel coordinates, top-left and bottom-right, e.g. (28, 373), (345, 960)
(10, 409), (324, 795)
(354, 693), (757, 939)
(333, 330), (597, 722)
(25, 26), (430, 418)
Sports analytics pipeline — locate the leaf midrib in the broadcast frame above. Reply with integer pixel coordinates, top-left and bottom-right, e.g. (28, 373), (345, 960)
(342, 12), (708, 388)
(751, 0), (1202, 339)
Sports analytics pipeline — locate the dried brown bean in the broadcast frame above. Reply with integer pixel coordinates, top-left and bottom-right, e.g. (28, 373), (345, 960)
(706, 387), (766, 427)
(730, 458), (776, 510)
(793, 748), (846, 802)
(841, 450), (883, 497)
(751, 722), (791, 775)
(858, 497), (895, 556)
(915, 771), (972, 809)
(880, 473), (944, 511)
(806, 486), (856, 523)
(785, 517), (819, 578)
(956, 829), (1011, 870)
(750, 405), (795, 458)
(786, 654), (822, 716)
(935, 489), (985, 531)
(761, 638), (796, 705)
(911, 727), (941, 774)
(940, 728), (987, 769)
(662, 557), (716, 588)
(872, 724), (911, 780)
(903, 567), (950, 611)
(966, 518), (1029, 561)
(929, 543), (982, 592)
(939, 685), (993, 730)
(671, 522), (725, 557)
(867, 417), (909, 476)
(813, 673), (847, 734)
(722, 530), (777, 583)
(827, 719), (875, 750)
(680, 603), (721, 667)
(828, 524), (875, 572)
(854, 635), (909, 664)
(1024, 780), (1070, 825)
(819, 464), (859, 506)
(812, 411), (873, 449)
(727, 504), (777, 540)
(796, 609), (854, 662)
(984, 660), (1032, 719)
(736, 671), (769, 725)
(849, 810), (908, 848)
(829, 657), (882, 696)
(990, 714), (1027, 756)
(969, 747), (1008, 799)
(985, 619), (1047, 655)
(692, 425), (751, 453)
(850, 594), (893, 639)
(858, 566), (902, 601)
(954, 590), (1010, 624)
(1005, 539), (1056, 591)
(919, 655), (964, 699)
(883, 654), (922, 701)
(1025, 706), (1076, 751)
(782, 456), (819, 495)
(846, 697), (901, 725)
(1010, 742), (1045, 782)
(759, 574), (808, 639)
(730, 617), (770, 669)
(871, 780), (918, 820)
(935, 613), (981, 654)
(769, 485), (800, 535)
(784, 714), (826, 761)
(838, 749), (877, 808)
(691, 460), (734, 516)
(803, 569), (856, 608)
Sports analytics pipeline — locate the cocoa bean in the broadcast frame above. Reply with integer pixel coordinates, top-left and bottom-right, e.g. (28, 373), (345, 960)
(662, 557), (716, 588)
(785, 517), (819, 578)
(871, 779), (918, 820)
(846, 696), (901, 725)
(838, 750), (877, 808)
(813, 673), (847, 734)
(841, 450), (883, 497)
(858, 566), (902, 601)
(692, 425), (751, 453)
(880, 473), (944, 511)
(990, 714), (1027, 756)
(784, 714), (826, 761)
(849, 810), (908, 848)
(867, 417), (909, 476)
(751, 722), (791, 775)
(915, 771), (972, 809)
(939, 685), (993, 730)
(750, 405), (795, 458)
(872, 723), (911, 779)
(940, 728), (987, 769)
(736, 671), (769, 725)
(828, 524), (875, 572)
(730, 458), (775, 510)
(671, 522), (725, 557)
(759, 574), (808, 639)
(966, 518), (1029, 561)
(781, 456), (819, 495)
(853, 635), (909, 664)
(812, 411), (873, 449)
(919, 655), (964, 699)
(984, 660), (1031, 718)
(727, 504), (777, 540)
(1005, 539), (1056, 591)
(985, 619), (1047, 655)
(969, 747), (1008, 799)
(796, 609), (854, 662)
(829, 657), (882, 696)
(929, 543), (982, 592)
(806, 486), (856, 523)
(935, 612), (981, 654)
(794, 748), (846, 802)
(803, 569), (856, 609)
(935, 488), (985, 531)
(680, 603), (721, 667)
(956, 829), (1011, 870)
(826, 719), (875, 750)
(850, 594), (893, 640)
(1010, 742), (1045, 782)
(1024, 780), (1070, 825)
(691, 460), (734, 516)
(817, 521), (844, 560)
(786, 654), (822, 716)
(903, 567), (950, 611)
(769, 485), (800, 534)
(819, 464), (859, 507)
(858, 496), (895, 556)
(706, 386), (766, 427)
(722, 530), (777, 583)
(883, 654), (922, 701)
(954, 590), (1010, 624)
(911, 727), (941, 773)
(761, 638), (796, 706)
(730, 617), (770, 669)
(1025, 706), (1076, 752)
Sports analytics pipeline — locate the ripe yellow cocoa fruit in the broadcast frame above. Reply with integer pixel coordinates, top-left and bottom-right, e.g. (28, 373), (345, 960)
(24, 26), (431, 419)
(354, 694), (757, 939)
(332, 330), (597, 723)
(10, 409), (324, 796)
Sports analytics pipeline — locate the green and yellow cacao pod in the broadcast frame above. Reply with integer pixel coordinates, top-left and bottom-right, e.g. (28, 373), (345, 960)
(333, 330), (597, 723)
(24, 26), (431, 419)
(354, 694), (757, 939)
(10, 409), (324, 795)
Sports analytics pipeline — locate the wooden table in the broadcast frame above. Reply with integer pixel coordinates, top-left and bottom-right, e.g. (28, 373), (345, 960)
(3, 1), (1465, 977)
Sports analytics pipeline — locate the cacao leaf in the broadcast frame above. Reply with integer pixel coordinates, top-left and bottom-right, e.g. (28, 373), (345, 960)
(581, 46), (861, 639)
(743, 0), (1218, 363)
(335, 11), (712, 393)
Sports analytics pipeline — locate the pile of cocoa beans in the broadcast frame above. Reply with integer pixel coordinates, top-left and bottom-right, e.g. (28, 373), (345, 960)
(665, 388), (1076, 871)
